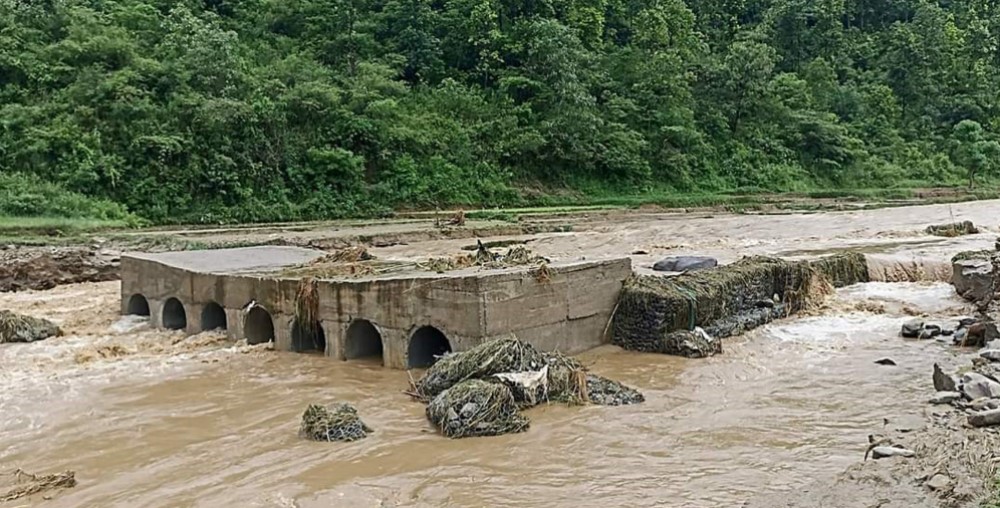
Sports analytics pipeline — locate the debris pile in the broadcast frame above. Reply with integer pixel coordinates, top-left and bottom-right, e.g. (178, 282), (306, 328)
(283, 246), (380, 278)
(612, 256), (834, 357)
(926, 221), (979, 237)
(0, 310), (62, 343)
(414, 338), (643, 438)
(426, 379), (530, 438)
(421, 243), (549, 273)
(299, 403), (373, 442)
(0, 469), (76, 502)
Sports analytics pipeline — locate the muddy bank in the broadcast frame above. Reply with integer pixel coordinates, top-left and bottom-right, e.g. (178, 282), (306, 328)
(0, 246), (119, 292)
(745, 410), (998, 508)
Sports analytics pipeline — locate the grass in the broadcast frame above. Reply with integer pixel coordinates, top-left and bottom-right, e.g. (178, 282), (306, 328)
(983, 479), (1000, 508)
(0, 216), (132, 242)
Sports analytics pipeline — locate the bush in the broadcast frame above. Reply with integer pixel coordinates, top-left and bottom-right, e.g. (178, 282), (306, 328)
(0, 173), (136, 223)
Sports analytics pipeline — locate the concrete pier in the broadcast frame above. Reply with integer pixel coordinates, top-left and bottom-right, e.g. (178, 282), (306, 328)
(120, 246), (631, 369)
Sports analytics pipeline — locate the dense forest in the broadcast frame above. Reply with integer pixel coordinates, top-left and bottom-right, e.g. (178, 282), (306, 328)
(1, 0), (999, 223)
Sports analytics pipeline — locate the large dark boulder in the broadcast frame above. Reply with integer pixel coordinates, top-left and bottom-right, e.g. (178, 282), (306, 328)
(652, 256), (718, 272)
(952, 256), (993, 304)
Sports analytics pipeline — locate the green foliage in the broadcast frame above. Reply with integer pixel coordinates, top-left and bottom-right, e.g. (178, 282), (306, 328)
(1, 0), (999, 224)
(0, 173), (135, 223)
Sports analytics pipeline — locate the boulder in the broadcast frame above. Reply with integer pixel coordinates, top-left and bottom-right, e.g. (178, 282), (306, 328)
(929, 391), (962, 404)
(918, 324), (942, 340)
(0, 310), (62, 343)
(959, 372), (1000, 400)
(954, 328), (969, 344)
(652, 256), (718, 273)
(980, 349), (1000, 362)
(871, 446), (915, 459)
(967, 408), (1000, 428)
(951, 258), (993, 303)
(926, 474), (952, 491)
(962, 322), (1000, 347)
(874, 358), (897, 366)
(959, 317), (980, 328)
(933, 364), (958, 392)
(966, 398), (1000, 411)
(901, 319), (924, 338)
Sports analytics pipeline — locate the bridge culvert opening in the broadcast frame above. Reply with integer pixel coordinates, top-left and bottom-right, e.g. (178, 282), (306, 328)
(127, 294), (150, 316)
(292, 320), (326, 353)
(201, 302), (227, 331)
(408, 326), (451, 369)
(162, 298), (187, 330)
(345, 319), (383, 361)
(244, 307), (275, 345)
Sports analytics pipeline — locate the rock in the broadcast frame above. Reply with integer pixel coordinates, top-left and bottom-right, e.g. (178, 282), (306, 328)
(901, 319), (924, 338)
(0, 310), (62, 343)
(918, 324), (942, 340)
(871, 446), (915, 459)
(929, 391), (962, 404)
(962, 322), (1000, 347)
(959, 317), (980, 328)
(874, 358), (897, 366)
(965, 398), (1000, 411)
(967, 408), (1000, 427)
(933, 364), (958, 392)
(954, 328), (969, 344)
(926, 474), (952, 491)
(952, 258), (993, 303)
(980, 349), (1000, 362)
(959, 372), (1000, 400)
(652, 256), (718, 273)
(658, 327), (722, 358)
(986, 339), (1000, 350)
(942, 328), (954, 336)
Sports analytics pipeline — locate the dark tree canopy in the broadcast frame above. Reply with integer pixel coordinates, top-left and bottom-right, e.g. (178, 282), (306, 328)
(1, 0), (998, 223)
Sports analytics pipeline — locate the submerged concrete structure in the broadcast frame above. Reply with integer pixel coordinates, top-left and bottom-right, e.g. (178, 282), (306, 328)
(120, 246), (631, 369)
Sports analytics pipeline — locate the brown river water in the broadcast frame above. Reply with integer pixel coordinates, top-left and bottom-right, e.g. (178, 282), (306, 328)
(3, 201), (998, 507)
(0, 279), (974, 508)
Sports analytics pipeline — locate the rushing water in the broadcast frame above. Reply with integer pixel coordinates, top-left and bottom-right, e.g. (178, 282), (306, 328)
(0, 280), (974, 507)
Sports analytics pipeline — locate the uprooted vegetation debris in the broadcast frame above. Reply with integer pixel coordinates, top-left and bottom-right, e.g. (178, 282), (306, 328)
(414, 338), (643, 438)
(282, 246), (389, 278)
(299, 403), (373, 442)
(612, 254), (862, 357)
(420, 244), (549, 274)
(0, 469), (76, 503)
(0, 309), (62, 343)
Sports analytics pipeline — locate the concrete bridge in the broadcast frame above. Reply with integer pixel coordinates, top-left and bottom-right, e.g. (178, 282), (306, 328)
(120, 246), (631, 369)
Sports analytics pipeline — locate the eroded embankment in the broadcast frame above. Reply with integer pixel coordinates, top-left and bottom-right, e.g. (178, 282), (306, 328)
(0, 247), (119, 292)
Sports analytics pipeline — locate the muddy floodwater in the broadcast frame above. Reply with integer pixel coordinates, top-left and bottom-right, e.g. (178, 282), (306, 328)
(2, 202), (995, 507)
(0, 278), (973, 508)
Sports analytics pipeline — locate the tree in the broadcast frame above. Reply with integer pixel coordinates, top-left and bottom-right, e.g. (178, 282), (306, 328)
(952, 120), (1000, 189)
